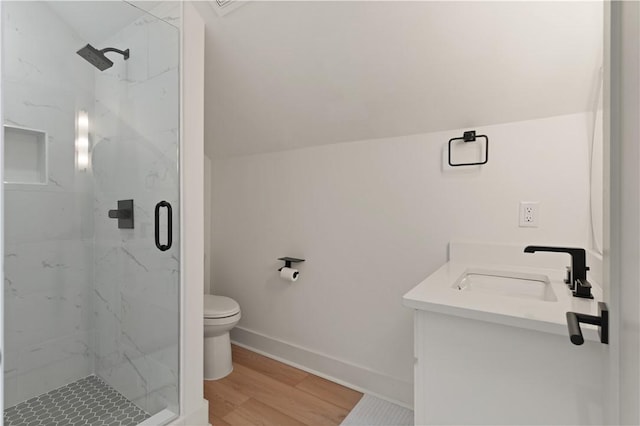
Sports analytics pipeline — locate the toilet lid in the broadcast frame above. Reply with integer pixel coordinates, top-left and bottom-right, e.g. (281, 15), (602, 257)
(204, 295), (240, 318)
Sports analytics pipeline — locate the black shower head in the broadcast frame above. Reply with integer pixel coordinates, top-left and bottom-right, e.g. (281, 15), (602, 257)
(76, 44), (130, 71)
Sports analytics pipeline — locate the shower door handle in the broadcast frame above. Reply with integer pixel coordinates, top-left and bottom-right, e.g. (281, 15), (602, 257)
(155, 201), (172, 251)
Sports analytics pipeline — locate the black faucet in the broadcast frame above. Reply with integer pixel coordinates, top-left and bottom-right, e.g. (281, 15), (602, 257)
(524, 246), (593, 299)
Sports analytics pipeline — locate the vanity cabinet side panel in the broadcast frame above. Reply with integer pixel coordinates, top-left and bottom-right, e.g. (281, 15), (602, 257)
(414, 310), (427, 424)
(413, 310), (604, 424)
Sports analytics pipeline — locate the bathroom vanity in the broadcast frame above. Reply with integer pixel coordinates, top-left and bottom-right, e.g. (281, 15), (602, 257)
(403, 242), (605, 425)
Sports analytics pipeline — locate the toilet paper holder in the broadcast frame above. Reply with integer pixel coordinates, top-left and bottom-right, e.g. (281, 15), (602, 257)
(278, 257), (305, 271)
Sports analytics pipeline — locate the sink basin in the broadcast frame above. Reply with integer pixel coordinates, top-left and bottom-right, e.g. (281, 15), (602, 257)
(453, 268), (557, 302)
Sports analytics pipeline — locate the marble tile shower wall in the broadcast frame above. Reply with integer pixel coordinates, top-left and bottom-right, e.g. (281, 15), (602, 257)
(91, 7), (180, 416)
(3, 2), (96, 407)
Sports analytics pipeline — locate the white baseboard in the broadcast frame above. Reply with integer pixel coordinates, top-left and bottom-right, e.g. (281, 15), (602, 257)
(140, 409), (178, 426)
(230, 326), (413, 409)
(169, 398), (209, 426)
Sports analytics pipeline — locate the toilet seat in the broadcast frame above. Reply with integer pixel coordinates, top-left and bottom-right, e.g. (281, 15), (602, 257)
(204, 294), (240, 318)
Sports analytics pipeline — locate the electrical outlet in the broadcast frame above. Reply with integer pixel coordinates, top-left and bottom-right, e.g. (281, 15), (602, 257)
(519, 201), (539, 228)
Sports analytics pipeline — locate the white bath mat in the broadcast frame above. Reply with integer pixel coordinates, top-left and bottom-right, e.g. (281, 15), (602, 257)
(341, 394), (414, 426)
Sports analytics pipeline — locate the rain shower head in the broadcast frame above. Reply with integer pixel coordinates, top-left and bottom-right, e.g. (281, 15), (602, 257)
(76, 44), (130, 71)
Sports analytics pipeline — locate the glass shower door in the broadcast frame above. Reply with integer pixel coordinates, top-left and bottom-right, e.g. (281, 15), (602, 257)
(2, 1), (180, 424)
(90, 1), (180, 419)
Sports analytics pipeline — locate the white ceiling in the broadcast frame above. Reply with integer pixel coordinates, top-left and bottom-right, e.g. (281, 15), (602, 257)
(195, 1), (603, 158)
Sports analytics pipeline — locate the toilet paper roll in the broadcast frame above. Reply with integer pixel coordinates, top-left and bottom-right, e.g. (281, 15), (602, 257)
(280, 267), (299, 282)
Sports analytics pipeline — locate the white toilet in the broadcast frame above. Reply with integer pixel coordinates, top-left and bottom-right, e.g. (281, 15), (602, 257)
(204, 294), (241, 380)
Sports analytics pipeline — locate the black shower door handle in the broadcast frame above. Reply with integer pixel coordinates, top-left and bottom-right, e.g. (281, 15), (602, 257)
(155, 201), (172, 251)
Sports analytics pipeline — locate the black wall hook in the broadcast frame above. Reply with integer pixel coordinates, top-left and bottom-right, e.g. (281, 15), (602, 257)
(463, 130), (477, 142)
(278, 257), (305, 271)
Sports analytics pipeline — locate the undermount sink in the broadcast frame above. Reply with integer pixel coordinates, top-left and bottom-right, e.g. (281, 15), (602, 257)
(453, 268), (557, 302)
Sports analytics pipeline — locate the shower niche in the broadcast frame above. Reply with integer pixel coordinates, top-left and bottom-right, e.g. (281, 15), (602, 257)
(3, 125), (47, 185)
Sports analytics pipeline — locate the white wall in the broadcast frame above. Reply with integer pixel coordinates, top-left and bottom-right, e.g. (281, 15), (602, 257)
(204, 155), (212, 295)
(211, 112), (591, 405)
(607, 1), (640, 424)
(173, 2), (208, 425)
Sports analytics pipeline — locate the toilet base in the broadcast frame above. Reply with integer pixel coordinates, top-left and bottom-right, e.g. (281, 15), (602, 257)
(204, 332), (233, 380)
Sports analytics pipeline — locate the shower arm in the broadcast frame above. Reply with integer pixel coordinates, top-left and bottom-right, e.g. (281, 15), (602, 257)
(100, 47), (130, 60)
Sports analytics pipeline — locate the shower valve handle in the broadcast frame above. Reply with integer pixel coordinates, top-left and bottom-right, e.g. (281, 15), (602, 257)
(108, 199), (134, 229)
(108, 209), (131, 219)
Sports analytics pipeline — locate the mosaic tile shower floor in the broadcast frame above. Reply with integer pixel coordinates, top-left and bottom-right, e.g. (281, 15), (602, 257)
(4, 375), (149, 426)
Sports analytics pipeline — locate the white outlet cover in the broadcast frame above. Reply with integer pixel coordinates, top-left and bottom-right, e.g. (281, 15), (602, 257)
(519, 201), (539, 228)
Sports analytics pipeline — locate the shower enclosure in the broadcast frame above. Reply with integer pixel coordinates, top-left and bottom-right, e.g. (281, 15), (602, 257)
(2, 1), (180, 424)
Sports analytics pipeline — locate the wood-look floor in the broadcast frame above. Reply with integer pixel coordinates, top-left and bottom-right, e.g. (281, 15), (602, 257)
(204, 345), (364, 426)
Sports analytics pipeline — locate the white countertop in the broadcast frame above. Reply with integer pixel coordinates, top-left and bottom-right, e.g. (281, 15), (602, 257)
(402, 241), (604, 341)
